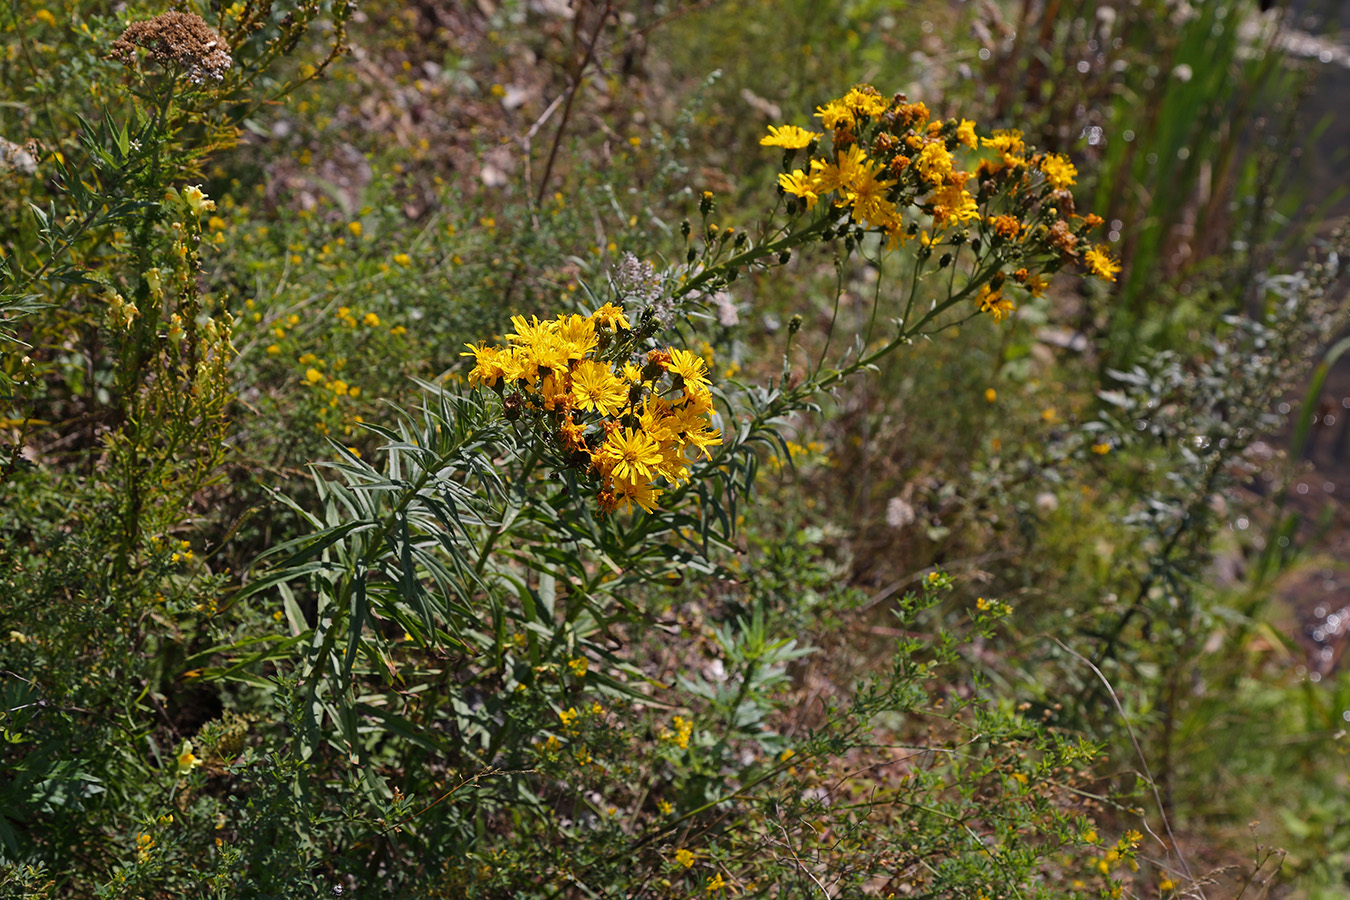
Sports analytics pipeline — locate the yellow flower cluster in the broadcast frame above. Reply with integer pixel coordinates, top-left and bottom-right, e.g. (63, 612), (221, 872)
(768, 83), (1119, 322)
(463, 305), (721, 515)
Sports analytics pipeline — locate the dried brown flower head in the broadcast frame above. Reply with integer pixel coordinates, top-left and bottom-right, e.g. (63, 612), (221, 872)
(109, 11), (232, 84)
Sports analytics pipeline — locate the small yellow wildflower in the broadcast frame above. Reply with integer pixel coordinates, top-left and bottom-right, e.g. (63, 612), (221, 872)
(347, 221), (363, 238)
(177, 742), (202, 774)
(706, 873), (726, 893)
(393, 253), (412, 267)
(955, 118), (978, 148)
(1084, 244), (1121, 281)
(675, 848), (695, 868)
(1040, 153), (1078, 189)
(657, 799), (673, 814)
(760, 124), (822, 149)
(182, 185), (216, 217)
(568, 657), (588, 677)
(558, 707), (579, 727)
(1091, 442), (1111, 455)
(984, 388), (997, 403)
(305, 368), (323, 384)
(363, 312), (380, 327)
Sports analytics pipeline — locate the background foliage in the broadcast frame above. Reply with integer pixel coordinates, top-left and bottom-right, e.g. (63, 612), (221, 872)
(2, 0), (1348, 898)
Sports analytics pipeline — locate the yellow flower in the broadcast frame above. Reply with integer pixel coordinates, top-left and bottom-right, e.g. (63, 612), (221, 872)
(592, 302), (630, 330)
(814, 100), (855, 131)
(568, 657), (588, 677)
(613, 478), (664, 514)
(1091, 442), (1111, 455)
(915, 141), (955, 184)
(363, 312), (380, 327)
(674, 848), (695, 868)
(347, 221), (363, 238)
(667, 347), (710, 393)
(976, 285), (1016, 323)
(183, 185), (216, 217)
(956, 118), (978, 148)
(760, 124), (822, 149)
(599, 428), (664, 486)
(841, 84), (890, 117)
(984, 388), (997, 403)
(1084, 244), (1121, 281)
(305, 368), (323, 384)
(177, 742), (202, 774)
(34, 9), (57, 26)
(778, 170), (820, 209)
(982, 129), (1026, 158)
(657, 799), (674, 814)
(706, 873), (726, 893)
(1040, 153), (1078, 189)
(558, 707), (579, 727)
(393, 253), (412, 267)
(571, 360), (628, 417)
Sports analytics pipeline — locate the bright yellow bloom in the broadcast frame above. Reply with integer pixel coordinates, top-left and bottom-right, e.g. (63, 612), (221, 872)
(461, 343), (511, 388)
(982, 129), (1026, 158)
(760, 124), (822, 149)
(814, 100), (855, 131)
(1084, 244), (1121, 281)
(667, 347), (710, 393)
(570, 359), (628, 417)
(592, 302), (630, 330)
(915, 141), (955, 184)
(613, 478), (663, 514)
(956, 118), (978, 148)
(976, 285), (1016, 322)
(675, 848), (695, 868)
(1040, 153), (1078, 189)
(931, 184), (979, 226)
(393, 253), (411, 266)
(568, 657), (588, 677)
(841, 84), (890, 117)
(778, 169), (820, 209)
(599, 427), (663, 485)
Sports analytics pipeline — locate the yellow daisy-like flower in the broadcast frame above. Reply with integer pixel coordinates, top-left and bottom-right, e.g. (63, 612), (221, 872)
(599, 427), (663, 485)
(667, 347), (710, 393)
(982, 129), (1026, 158)
(1084, 244), (1121, 281)
(778, 170), (820, 209)
(956, 118), (978, 149)
(570, 359), (628, 417)
(976, 285), (1016, 322)
(1040, 153), (1078, 189)
(613, 478), (664, 514)
(760, 124), (822, 149)
(915, 141), (955, 185)
(814, 100), (855, 131)
(592, 302), (630, 330)
(841, 84), (890, 117)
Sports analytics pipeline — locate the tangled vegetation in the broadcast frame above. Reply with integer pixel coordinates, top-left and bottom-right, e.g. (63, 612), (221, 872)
(1, 0), (1347, 898)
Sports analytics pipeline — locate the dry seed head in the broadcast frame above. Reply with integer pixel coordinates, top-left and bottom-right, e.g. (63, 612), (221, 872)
(110, 11), (232, 84)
